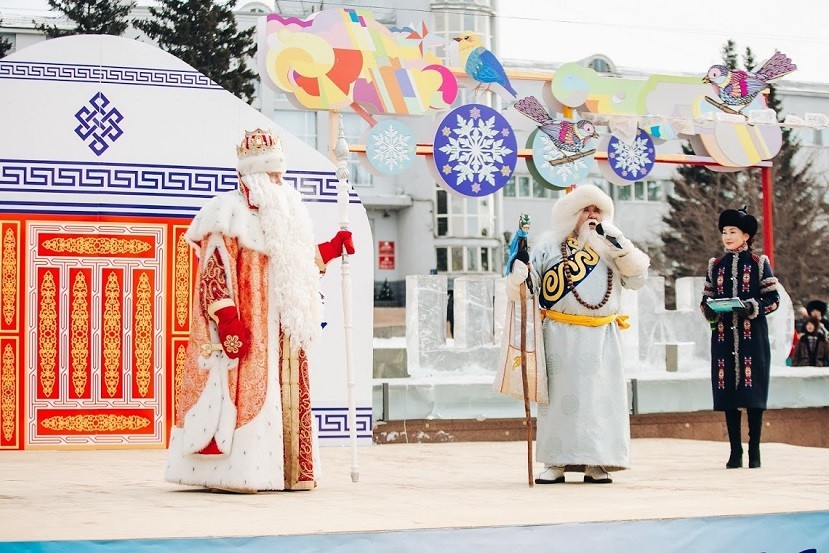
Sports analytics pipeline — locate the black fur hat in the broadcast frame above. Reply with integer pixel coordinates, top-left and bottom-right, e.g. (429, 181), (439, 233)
(806, 300), (827, 316)
(718, 205), (758, 237)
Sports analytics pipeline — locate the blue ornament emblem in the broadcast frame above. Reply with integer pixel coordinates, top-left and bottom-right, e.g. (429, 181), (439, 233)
(606, 129), (655, 181)
(431, 104), (516, 197)
(74, 92), (124, 156)
(364, 119), (416, 176)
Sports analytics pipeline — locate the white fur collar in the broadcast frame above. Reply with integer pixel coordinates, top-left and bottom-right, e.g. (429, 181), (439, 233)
(186, 191), (269, 256)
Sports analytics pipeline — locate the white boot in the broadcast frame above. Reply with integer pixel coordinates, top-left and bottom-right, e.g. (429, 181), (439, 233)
(535, 465), (565, 484)
(584, 465), (612, 484)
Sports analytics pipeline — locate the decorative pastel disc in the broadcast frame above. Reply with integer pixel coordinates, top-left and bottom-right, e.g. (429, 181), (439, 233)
(430, 103), (517, 197)
(362, 119), (416, 176)
(604, 129), (655, 183)
(526, 128), (595, 190)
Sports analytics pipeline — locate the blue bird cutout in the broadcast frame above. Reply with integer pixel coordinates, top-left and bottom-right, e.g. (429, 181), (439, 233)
(454, 31), (517, 98)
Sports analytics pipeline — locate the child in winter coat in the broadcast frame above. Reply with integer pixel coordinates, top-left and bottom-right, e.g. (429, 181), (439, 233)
(793, 316), (828, 367)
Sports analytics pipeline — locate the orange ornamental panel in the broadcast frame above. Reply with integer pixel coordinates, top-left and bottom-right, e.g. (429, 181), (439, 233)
(36, 267), (60, 400)
(100, 268), (124, 400)
(68, 268), (92, 400)
(1, 222), (20, 334)
(37, 408), (156, 436)
(0, 337), (19, 448)
(37, 233), (156, 259)
(131, 269), (155, 400)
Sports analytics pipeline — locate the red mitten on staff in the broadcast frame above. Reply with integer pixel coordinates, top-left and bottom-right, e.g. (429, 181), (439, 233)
(318, 230), (356, 264)
(213, 304), (249, 360)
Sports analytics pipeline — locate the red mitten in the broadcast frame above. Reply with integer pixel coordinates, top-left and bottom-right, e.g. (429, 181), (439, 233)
(213, 304), (249, 360)
(318, 230), (356, 264)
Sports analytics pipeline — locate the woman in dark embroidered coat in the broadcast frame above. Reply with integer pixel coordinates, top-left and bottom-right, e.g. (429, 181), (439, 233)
(700, 207), (779, 470)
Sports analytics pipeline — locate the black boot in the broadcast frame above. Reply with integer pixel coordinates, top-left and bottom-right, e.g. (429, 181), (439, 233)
(748, 408), (763, 468)
(724, 409), (742, 468)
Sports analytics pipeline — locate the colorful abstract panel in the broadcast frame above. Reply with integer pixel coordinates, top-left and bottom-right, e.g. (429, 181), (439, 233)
(259, 9), (457, 114)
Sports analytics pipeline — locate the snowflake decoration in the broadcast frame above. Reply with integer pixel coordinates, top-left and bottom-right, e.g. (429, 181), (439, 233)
(607, 129), (655, 181)
(364, 120), (416, 175)
(528, 129), (594, 189)
(432, 104), (517, 197)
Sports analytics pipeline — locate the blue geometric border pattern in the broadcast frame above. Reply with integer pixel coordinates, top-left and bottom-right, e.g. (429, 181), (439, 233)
(0, 159), (361, 216)
(0, 61), (223, 90)
(313, 407), (373, 439)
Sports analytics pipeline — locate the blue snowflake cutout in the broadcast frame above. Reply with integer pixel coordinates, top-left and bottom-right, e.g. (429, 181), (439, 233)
(432, 104), (517, 197)
(607, 129), (655, 182)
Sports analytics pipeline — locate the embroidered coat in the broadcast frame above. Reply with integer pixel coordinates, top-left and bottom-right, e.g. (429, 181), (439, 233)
(165, 191), (320, 492)
(702, 248), (779, 410)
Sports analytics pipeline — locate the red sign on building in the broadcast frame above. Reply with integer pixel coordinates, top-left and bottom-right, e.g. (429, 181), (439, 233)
(378, 241), (395, 270)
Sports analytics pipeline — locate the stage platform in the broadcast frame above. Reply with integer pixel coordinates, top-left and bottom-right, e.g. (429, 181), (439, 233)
(2, 439), (828, 551)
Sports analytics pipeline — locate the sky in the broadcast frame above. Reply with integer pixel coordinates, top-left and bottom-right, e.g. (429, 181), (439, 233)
(1, 0), (827, 83)
(498, 0), (829, 83)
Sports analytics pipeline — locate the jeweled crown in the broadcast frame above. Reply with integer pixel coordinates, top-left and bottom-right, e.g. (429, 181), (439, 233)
(235, 128), (286, 176)
(236, 128), (279, 160)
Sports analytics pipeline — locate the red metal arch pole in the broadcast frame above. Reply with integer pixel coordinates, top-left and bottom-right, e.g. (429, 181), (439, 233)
(761, 165), (774, 268)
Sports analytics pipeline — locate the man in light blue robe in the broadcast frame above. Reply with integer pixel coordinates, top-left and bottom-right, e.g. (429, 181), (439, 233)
(507, 185), (650, 484)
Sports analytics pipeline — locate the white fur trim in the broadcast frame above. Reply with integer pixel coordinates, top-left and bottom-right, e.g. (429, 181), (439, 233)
(744, 297), (760, 319)
(237, 151), (286, 177)
(165, 326), (286, 491)
(186, 191), (270, 255)
(551, 184), (614, 227)
(176, 353), (239, 455)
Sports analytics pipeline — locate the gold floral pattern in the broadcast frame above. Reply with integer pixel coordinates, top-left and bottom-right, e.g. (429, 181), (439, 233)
(174, 232), (190, 330)
(42, 236), (151, 256)
(223, 334), (242, 354)
(70, 272), (89, 397)
(102, 272), (121, 398)
(38, 271), (57, 398)
(2, 227), (16, 327)
(1, 343), (15, 442)
(40, 414), (150, 432)
(174, 343), (186, 417)
(133, 272), (152, 397)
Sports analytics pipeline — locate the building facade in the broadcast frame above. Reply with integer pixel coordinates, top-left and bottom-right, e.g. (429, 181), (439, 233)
(2, 0), (827, 306)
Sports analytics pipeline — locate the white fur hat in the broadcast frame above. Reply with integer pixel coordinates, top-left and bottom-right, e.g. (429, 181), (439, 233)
(236, 128), (286, 176)
(551, 184), (614, 224)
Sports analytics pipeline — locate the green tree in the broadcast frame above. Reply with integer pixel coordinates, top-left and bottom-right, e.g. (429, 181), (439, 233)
(35, 0), (135, 38)
(0, 21), (12, 57)
(134, 0), (257, 103)
(658, 41), (829, 305)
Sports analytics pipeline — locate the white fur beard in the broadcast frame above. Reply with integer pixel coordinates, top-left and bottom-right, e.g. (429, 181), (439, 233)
(242, 173), (322, 351)
(577, 221), (613, 258)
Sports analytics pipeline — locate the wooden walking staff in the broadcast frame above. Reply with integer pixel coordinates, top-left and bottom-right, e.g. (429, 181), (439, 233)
(333, 112), (359, 483)
(512, 213), (534, 487)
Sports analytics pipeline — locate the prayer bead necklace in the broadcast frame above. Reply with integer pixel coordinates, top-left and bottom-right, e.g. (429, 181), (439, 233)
(561, 239), (613, 310)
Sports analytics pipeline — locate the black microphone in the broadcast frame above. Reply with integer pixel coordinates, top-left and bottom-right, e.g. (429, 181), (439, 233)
(595, 223), (622, 249)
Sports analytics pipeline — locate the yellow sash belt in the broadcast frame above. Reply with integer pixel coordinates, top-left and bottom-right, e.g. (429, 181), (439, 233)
(541, 309), (630, 330)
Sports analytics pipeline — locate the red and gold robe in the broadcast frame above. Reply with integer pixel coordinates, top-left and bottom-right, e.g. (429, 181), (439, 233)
(166, 190), (323, 492)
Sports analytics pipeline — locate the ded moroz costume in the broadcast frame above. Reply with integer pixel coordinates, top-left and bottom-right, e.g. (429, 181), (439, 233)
(506, 185), (650, 484)
(165, 129), (354, 492)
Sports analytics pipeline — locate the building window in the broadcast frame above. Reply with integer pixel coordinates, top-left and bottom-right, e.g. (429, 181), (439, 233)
(274, 109), (317, 149)
(435, 186), (494, 237)
(436, 245), (492, 273)
(614, 180), (664, 202)
(433, 8), (492, 64)
(502, 174), (559, 199)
